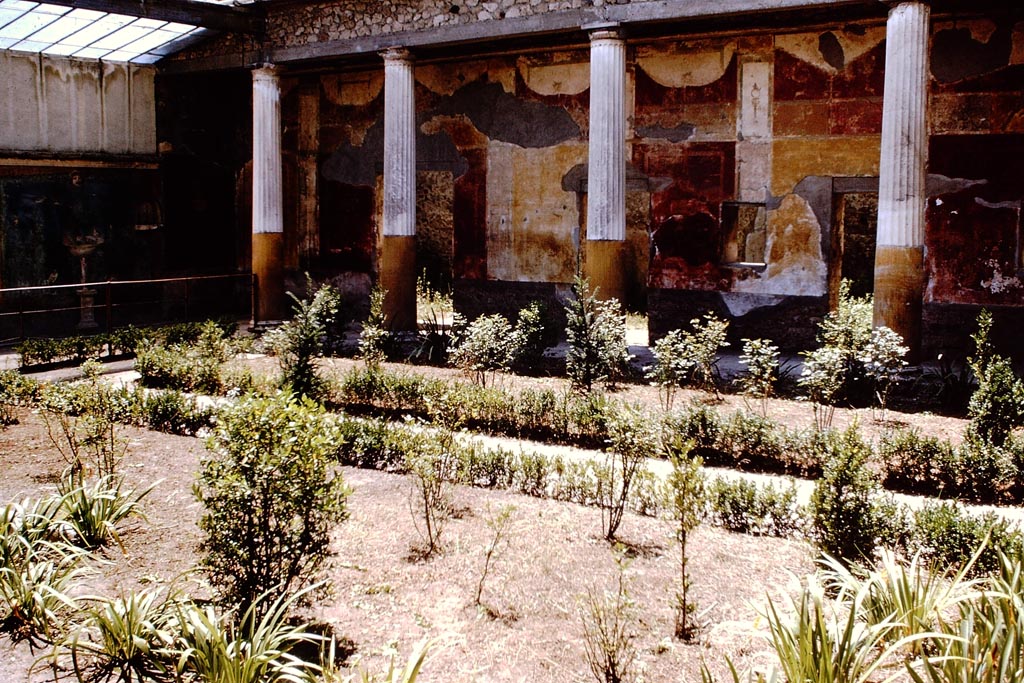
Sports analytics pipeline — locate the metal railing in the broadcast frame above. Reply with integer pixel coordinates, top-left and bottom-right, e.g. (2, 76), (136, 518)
(0, 273), (254, 345)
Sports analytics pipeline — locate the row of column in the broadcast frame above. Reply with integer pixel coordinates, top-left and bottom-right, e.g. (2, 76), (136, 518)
(249, 1), (930, 356)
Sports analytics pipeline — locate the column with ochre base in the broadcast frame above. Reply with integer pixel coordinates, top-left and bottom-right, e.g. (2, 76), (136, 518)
(251, 64), (286, 324)
(873, 1), (929, 362)
(380, 47), (417, 330)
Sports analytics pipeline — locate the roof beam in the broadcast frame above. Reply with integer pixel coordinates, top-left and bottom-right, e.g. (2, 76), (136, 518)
(39, 0), (263, 34)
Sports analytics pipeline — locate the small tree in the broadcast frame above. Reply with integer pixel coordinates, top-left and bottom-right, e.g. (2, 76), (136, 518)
(195, 392), (349, 617)
(663, 446), (706, 640)
(359, 286), (391, 368)
(265, 282), (341, 399)
(449, 314), (515, 387)
(799, 346), (846, 431)
(738, 338), (780, 417)
(597, 409), (655, 541)
(859, 326), (908, 417)
(565, 277), (631, 393)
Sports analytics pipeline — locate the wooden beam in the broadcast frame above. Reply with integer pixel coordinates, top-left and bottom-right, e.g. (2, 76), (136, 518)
(40, 0), (263, 34)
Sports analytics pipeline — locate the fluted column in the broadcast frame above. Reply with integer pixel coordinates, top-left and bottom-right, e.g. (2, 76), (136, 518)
(585, 25), (627, 303)
(252, 64), (285, 323)
(380, 48), (417, 330)
(873, 1), (930, 362)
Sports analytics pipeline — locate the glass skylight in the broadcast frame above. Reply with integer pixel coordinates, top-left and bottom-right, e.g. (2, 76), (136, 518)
(0, 0), (213, 63)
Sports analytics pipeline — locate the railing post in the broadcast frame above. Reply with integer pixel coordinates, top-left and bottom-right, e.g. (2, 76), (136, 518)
(184, 278), (191, 323)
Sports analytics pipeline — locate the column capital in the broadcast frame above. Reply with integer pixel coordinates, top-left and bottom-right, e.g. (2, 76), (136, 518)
(251, 63), (280, 81)
(381, 47), (413, 64)
(879, 0), (930, 6)
(584, 22), (623, 42)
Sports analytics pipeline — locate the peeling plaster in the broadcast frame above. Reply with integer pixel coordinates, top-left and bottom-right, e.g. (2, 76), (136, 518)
(735, 193), (826, 296)
(932, 23), (1012, 84)
(636, 41), (736, 88)
(981, 258), (1022, 293)
(417, 61), (515, 95)
(322, 73), (383, 106)
(926, 174), (988, 196)
(518, 60), (590, 96)
(775, 26), (885, 74)
(721, 292), (786, 316)
(635, 124), (696, 141)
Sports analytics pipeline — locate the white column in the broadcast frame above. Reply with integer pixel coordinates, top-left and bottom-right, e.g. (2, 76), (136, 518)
(587, 26), (626, 242)
(877, 1), (929, 248)
(873, 0), (930, 361)
(383, 48), (416, 237)
(252, 65), (283, 237)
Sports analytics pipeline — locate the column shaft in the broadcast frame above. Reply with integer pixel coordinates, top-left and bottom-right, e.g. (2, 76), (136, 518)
(585, 27), (627, 302)
(380, 49), (417, 330)
(252, 65), (285, 323)
(873, 1), (930, 361)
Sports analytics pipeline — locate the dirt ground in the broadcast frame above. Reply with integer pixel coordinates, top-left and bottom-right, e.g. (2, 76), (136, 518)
(0, 356), (974, 682)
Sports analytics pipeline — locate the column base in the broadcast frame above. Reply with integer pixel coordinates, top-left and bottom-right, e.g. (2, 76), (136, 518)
(253, 231), (286, 323)
(873, 245), (924, 364)
(379, 235), (417, 331)
(584, 239), (626, 304)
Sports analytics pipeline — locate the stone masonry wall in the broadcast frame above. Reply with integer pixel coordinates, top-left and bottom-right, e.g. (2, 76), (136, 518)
(266, 0), (637, 48)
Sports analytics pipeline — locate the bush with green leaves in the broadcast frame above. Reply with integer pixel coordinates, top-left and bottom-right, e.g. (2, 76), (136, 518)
(709, 477), (804, 537)
(195, 392), (349, 617)
(799, 345), (846, 431)
(359, 285), (392, 368)
(859, 326), (908, 414)
(510, 301), (548, 370)
(449, 313), (516, 387)
(809, 426), (882, 565)
(265, 282), (342, 398)
(647, 314), (730, 406)
(565, 276), (631, 393)
(597, 409), (656, 541)
(141, 390), (214, 437)
(737, 338), (779, 416)
(878, 427), (958, 495)
(908, 500), (1023, 576)
(405, 429), (460, 556)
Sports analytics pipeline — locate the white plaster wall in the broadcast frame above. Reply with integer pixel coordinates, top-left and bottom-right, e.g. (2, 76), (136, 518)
(0, 51), (155, 155)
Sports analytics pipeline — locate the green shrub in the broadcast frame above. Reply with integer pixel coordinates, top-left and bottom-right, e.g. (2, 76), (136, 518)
(359, 285), (392, 367)
(879, 428), (958, 496)
(859, 326), (908, 414)
(809, 426), (882, 565)
(663, 403), (722, 462)
(646, 315), (730, 406)
(405, 429), (460, 555)
(909, 501), (1023, 576)
(718, 411), (788, 474)
(737, 338), (780, 416)
(510, 301), (549, 370)
(142, 390), (214, 436)
(709, 477), (804, 537)
(967, 356), (1024, 448)
(135, 341), (222, 395)
(196, 392), (349, 616)
(954, 433), (1016, 504)
(799, 346), (846, 431)
(265, 282), (341, 398)
(565, 276), (631, 393)
(450, 314), (515, 386)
